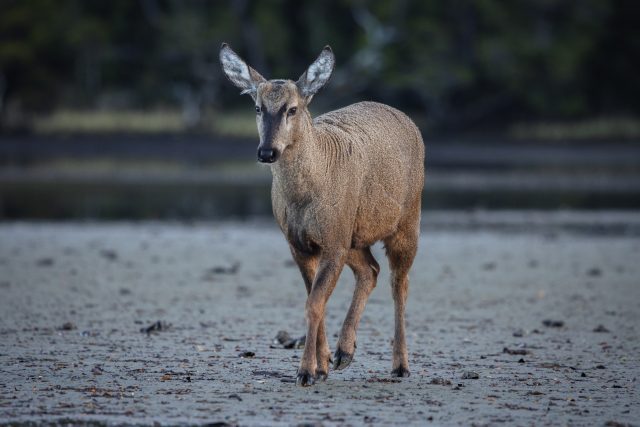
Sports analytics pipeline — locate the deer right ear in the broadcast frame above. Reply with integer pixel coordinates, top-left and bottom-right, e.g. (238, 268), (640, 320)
(219, 43), (265, 101)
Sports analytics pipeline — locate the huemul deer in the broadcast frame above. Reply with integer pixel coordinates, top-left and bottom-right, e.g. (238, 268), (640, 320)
(220, 43), (424, 386)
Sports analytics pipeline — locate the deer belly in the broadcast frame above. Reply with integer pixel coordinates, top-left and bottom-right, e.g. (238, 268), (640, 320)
(351, 182), (402, 248)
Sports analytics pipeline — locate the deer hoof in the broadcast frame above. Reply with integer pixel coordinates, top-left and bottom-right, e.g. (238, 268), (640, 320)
(391, 366), (411, 378)
(315, 370), (328, 381)
(333, 347), (353, 370)
(296, 370), (316, 387)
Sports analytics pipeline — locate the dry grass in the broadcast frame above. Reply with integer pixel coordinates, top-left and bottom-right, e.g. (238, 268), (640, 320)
(33, 109), (258, 137)
(34, 110), (186, 133)
(205, 111), (257, 138)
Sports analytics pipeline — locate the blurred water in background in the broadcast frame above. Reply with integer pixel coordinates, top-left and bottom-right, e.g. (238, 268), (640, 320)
(0, 1), (638, 220)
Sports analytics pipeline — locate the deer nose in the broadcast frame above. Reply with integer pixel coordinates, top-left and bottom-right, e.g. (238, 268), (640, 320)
(257, 147), (277, 163)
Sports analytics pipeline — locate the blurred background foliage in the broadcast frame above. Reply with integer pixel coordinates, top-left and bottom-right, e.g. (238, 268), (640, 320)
(0, 0), (638, 134)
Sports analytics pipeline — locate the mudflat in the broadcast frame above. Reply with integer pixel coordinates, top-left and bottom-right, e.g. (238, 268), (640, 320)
(0, 213), (638, 425)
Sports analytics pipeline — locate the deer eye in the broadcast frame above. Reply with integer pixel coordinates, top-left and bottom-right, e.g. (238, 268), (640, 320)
(255, 105), (261, 114)
(287, 107), (297, 117)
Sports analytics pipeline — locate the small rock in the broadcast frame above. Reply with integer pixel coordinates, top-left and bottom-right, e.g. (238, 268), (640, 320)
(209, 263), (241, 275)
(60, 322), (76, 331)
(593, 324), (610, 333)
(542, 319), (564, 328)
(274, 331), (306, 349)
(283, 335), (306, 349)
(140, 320), (169, 334)
(239, 351), (255, 358)
(512, 329), (524, 337)
(587, 267), (602, 277)
(36, 258), (54, 267)
(482, 262), (496, 271)
(503, 347), (529, 355)
(274, 330), (292, 345)
(100, 249), (118, 261)
(461, 371), (479, 379)
(430, 377), (452, 385)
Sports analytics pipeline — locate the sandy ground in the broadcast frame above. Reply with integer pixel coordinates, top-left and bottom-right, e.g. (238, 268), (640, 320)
(0, 213), (639, 426)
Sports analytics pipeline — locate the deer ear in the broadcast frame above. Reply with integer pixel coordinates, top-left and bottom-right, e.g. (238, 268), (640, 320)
(296, 46), (335, 102)
(219, 43), (265, 101)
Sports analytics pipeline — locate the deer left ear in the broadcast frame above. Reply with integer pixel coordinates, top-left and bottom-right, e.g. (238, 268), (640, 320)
(219, 43), (266, 101)
(296, 46), (335, 102)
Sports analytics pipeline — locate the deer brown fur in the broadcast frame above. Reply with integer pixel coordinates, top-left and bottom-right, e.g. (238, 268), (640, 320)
(220, 43), (424, 386)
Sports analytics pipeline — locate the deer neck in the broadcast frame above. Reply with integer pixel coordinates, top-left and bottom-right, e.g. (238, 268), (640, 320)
(271, 121), (328, 202)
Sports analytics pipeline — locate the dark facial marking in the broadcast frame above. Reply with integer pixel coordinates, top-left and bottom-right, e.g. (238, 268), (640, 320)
(260, 108), (284, 149)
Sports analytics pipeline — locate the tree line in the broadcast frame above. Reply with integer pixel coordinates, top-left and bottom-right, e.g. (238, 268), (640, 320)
(0, 0), (638, 131)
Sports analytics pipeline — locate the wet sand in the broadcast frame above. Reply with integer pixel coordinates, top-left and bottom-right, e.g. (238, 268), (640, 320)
(0, 213), (638, 425)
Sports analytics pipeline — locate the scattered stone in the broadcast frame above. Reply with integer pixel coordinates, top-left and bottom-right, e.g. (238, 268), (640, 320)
(587, 267), (602, 277)
(503, 347), (529, 355)
(239, 351), (255, 358)
(100, 249), (118, 261)
(461, 371), (479, 379)
(119, 288), (132, 296)
(209, 262), (241, 275)
(36, 258), (54, 267)
(518, 358), (525, 363)
(542, 319), (564, 328)
(512, 329), (524, 337)
(273, 330), (306, 349)
(228, 393), (243, 401)
(283, 335), (306, 349)
(273, 330), (292, 345)
(59, 322), (76, 331)
(91, 365), (103, 375)
(366, 377), (401, 383)
(140, 320), (169, 334)
(482, 262), (496, 271)
(581, 372), (587, 377)
(430, 377), (452, 385)
(593, 324), (610, 333)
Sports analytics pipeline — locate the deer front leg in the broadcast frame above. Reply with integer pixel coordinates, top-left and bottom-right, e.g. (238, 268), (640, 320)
(334, 247), (379, 370)
(296, 250), (346, 386)
(290, 247), (331, 381)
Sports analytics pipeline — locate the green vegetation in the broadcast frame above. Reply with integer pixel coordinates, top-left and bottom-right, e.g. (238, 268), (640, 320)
(0, 1), (638, 134)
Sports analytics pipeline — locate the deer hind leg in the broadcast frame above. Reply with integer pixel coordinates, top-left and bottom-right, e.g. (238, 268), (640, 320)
(384, 217), (419, 378)
(334, 247), (379, 371)
(296, 248), (346, 386)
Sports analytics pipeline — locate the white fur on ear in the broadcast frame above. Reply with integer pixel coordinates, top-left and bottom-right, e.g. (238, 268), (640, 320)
(219, 43), (265, 98)
(297, 46), (335, 99)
